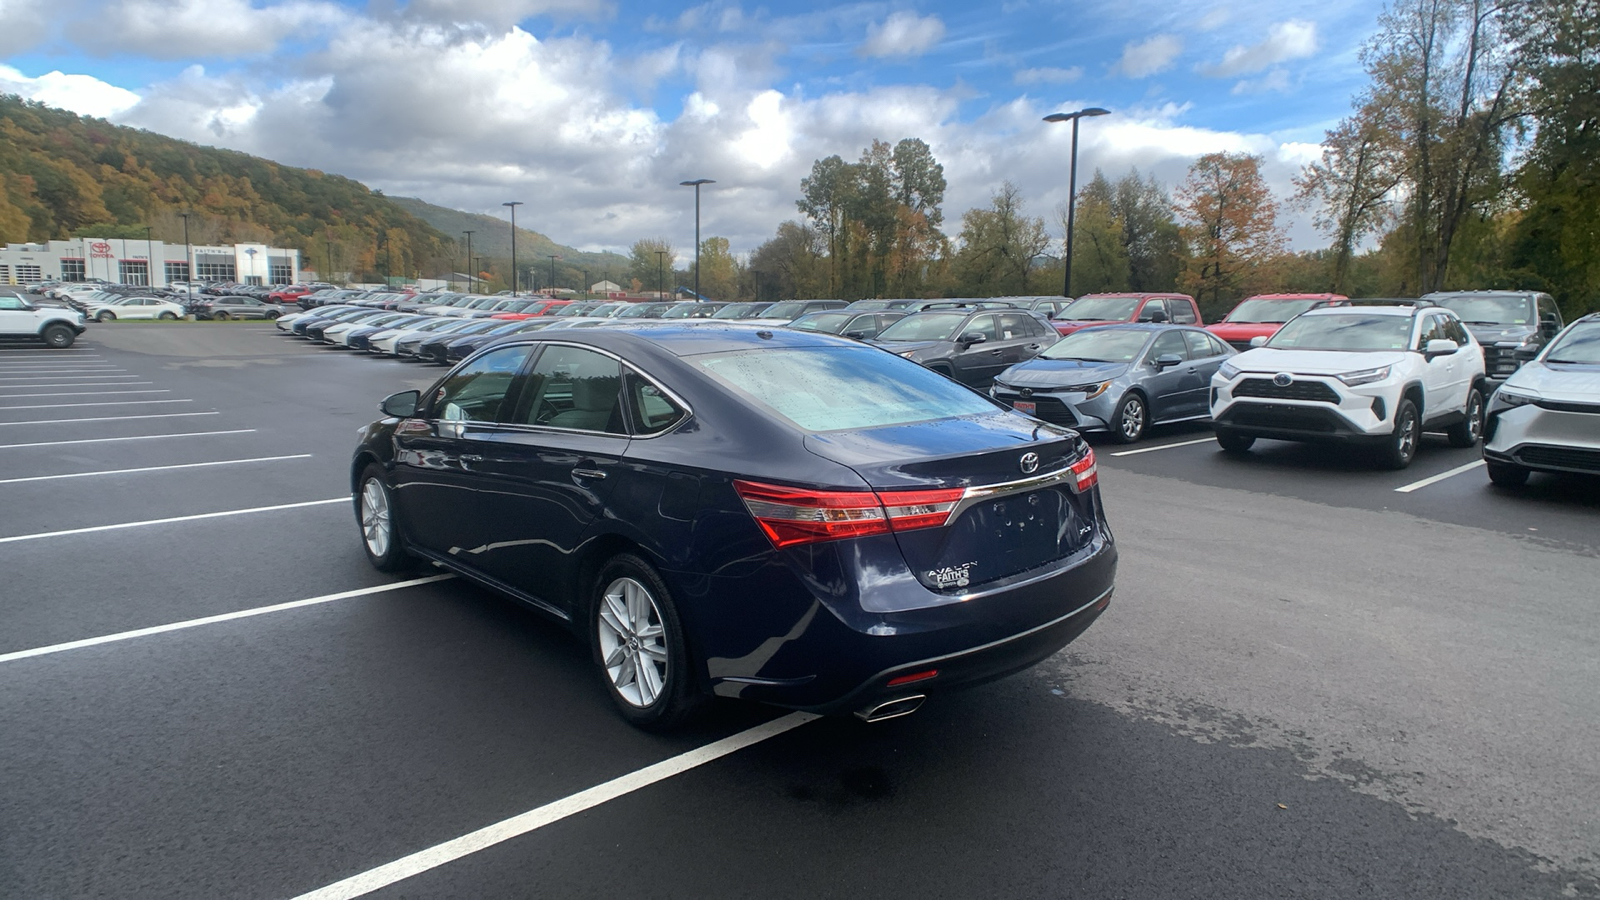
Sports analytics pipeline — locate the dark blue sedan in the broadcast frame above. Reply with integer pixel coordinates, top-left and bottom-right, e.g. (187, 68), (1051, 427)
(351, 325), (1116, 729)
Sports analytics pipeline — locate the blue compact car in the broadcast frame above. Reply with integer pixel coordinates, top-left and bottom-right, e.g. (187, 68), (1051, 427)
(351, 325), (1117, 729)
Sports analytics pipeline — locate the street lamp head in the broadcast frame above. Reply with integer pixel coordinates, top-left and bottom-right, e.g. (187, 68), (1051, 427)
(1043, 107), (1112, 123)
(679, 179), (715, 187)
(502, 201), (523, 208)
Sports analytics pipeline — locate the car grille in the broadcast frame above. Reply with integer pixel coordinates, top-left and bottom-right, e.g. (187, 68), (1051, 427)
(1482, 346), (1523, 378)
(1515, 445), (1600, 473)
(1229, 406), (1340, 432)
(1535, 399), (1600, 415)
(993, 391), (1079, 427)
(1232, 378), (1340, 403)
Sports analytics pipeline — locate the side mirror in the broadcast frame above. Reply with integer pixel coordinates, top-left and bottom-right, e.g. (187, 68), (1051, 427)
(380, 389), (421, 418)
(1249, 336), (1269, 348)
(1148, 309), (1170, 323)
(843, 328), (872, 340)
(1423, 338), (1459, 358)
(959, 331), (987, 347)
(1154, 353), (1183, 369)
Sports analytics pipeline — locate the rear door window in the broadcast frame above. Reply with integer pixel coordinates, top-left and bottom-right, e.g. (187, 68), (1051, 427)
(1148, 331), (1189, 362)
(518, 345), (627, 434)
(1167, 300), (1198, 325)
(624, 369), (687, 436)
(1183, 330), (1216, 358)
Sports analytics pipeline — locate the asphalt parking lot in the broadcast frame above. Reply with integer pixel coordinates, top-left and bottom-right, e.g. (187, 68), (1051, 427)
(2, 322), (1597, 899)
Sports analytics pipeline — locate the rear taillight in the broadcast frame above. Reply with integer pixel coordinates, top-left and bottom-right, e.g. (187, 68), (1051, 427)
(877, 488), (964, 531)
(1070, 447), (1098, 491)
(734, 481), (964, 548)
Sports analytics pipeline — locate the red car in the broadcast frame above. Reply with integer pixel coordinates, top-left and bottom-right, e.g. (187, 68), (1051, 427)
(1052, 293), (1202, 336)
(489, 298), (571, 320)
(1205, 293), (1350, 351)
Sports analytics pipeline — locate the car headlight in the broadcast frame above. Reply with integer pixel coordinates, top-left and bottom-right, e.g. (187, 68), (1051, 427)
(1217, 361), (1240, 380)
(1491, 388), (1538, 410)
(898, 350), (918, 358)
(1336, 365), (1391, 386)
(1065, 381), (1111, 399)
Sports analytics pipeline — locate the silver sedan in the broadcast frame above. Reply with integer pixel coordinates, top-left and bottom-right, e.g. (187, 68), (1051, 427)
(990, 323), (1236, 443)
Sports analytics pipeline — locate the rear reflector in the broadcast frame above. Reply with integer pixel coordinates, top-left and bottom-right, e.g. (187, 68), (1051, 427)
(1071, 447), (1098, 491)
(886, 669), (939, 687)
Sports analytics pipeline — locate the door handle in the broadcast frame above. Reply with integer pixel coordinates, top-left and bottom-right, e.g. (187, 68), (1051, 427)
(572, 468), (607, 480)
(460, 454), (484, 464)
(989, 349), (1002, 355)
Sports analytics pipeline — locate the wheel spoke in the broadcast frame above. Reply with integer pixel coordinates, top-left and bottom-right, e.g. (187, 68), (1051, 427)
(637, 656), (661, 705)
(601, 594), (630, 636)
(603, 645), (627, 667)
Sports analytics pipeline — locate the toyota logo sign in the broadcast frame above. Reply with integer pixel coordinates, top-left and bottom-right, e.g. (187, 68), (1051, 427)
(1019, 452), (1040, 474)
(1273, 373), (1293, 387)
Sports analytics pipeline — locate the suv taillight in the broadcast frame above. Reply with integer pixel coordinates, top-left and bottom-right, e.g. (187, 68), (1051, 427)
(734, 481), (963, 548)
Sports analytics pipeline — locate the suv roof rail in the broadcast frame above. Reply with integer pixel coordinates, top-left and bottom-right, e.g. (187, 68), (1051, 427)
(1348, 298), (1437, 308)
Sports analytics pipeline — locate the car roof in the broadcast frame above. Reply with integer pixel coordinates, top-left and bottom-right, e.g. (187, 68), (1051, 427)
(1242, 293), (1346, 301)
(1301, 304), (1423, 317)
(1064, 322), (1211, 333)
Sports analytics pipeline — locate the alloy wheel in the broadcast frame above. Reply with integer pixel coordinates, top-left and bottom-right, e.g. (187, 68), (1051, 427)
(1120, 398), (1145, 441)
(597, 577), (669, 708)
(360, 478), (391, 558)
(1397, 412), (1418, 461)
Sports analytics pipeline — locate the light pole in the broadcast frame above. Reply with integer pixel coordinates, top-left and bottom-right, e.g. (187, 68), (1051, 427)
(326, 238), (335, 285)
(178, 212), (193, 302)
(656, 250), (668, 298)
(502, 201), (523, 296)
(547, 254), (561, 295)
(462, 230), (475, 293)
(145, 226), (154, 287)
(679, 179), (714, 300)
(1043, 107), (1110, 298)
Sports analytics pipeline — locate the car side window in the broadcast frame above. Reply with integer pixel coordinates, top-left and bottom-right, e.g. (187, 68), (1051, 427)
(1207, 333), (1232, 357)
(997, 313), (1032, 340)
(965, 314), (999, 340)
(0, 296), (25, 310)
(430, 345), (535, 424)
(1416, 315), (1447, 349)
(1537, 295), (1562, 329)
(1443, 316), (1471, 346)
(1149, 331), (1188, 362)
(1136, 301), (1163, 322)
(1168, 300), (1198, 325)
(624, 369), (686, 436)
(1183, 330), (1215, 359)
(520, 345), (626, 434)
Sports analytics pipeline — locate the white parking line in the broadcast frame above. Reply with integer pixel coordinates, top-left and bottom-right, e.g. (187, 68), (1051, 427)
(0, 429), (254, 450)
(0, 411), (217, 426)
(0, 399), (191, 411)
(1110, 437), (1216, 457)
(0, 454), (311, 484)
(0, 496), (346, 544)
(290, 711), (819, 900)
(0, 390), (168, 398)
(0, 375), (138, 380)
(1394, 460), (1486, 493)
(0, 382), (154, 390)
(0, 365), (122, 370)
(0, 574), (455, 665)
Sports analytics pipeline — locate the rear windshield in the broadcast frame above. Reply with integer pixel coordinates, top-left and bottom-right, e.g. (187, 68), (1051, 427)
(1544, 323), (1600, 365)
(877, 312), (968, 342)
(692, 346), (1000, 431)
(1061, 296), (1141, 321)
(1267, 314), (1412, 351)
(1430, 294), (1534, 326)
(788, 312), (853, 332)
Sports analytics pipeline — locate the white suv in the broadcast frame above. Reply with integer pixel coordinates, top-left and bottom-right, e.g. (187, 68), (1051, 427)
(1209, 303), (1489, 469)
(0, 292), (88, 348)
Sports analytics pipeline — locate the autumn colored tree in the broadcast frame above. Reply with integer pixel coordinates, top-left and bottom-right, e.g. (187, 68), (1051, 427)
(953, 182), (1049, 296)
(1176, 152), (1287, 314)
(697, 236), (741, 300)
(1293, 98), (1406, 293)
(627, 238), (676, 295)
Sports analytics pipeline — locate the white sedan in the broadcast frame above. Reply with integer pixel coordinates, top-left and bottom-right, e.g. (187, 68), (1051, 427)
(84, 297), (188, 322)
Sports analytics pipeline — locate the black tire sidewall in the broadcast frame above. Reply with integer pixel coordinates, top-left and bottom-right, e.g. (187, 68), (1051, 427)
(41, 325), (73, 348)
(1447, 389), (1485, 448)
(1486, 461), (1529, 487)
(590, 553), (701, 730)
(1215, 427), (1254, 452)
(1383, 400), (1420, 469)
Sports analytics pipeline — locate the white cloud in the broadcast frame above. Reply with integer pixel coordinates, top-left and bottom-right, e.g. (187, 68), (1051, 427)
(0, 0), (49, 56)
(0, 65), (141, 118)
(405, 0), (612, 29)
(1014, 66), (1083, 86)
(859, 11), (946, 58)
(1198, 7), (1230, 32)
(1231, 68), (1292, 94)
(1204, 20), (1318, 78)
(1110, 34), (1183, 78)
(73, 0), (348, 60)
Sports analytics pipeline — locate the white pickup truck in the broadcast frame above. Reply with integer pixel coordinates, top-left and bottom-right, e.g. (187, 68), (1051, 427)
(0, 292), (88, 348)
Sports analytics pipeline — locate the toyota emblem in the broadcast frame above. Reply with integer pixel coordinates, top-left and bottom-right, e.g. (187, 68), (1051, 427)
(1273, 373), (1293, 387)
(1019, 452), (1040, 474)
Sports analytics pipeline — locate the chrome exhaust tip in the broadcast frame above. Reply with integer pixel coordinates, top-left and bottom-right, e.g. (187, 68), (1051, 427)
(854, 695), (926, 723)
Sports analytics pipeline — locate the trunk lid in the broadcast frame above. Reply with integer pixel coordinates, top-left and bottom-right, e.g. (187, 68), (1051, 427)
(803, 413), (1098, 592)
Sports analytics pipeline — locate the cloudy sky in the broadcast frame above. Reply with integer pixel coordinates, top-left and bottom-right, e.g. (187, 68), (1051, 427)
(0, 0), (1383, 262)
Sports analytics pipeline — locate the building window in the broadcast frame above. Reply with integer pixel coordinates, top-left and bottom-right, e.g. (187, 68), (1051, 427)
(120, 260), (150, 286)
(195, 259), (236, 282)
(165, 261), (190, 282)
(0, 265), (10, 285)
(61, 259), (86, 281)
(15, 264), (42, 284)
(269, 263), (293, 284)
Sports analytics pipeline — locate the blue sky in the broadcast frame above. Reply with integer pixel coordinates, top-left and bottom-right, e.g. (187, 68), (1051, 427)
(1, 0), (1387, 259)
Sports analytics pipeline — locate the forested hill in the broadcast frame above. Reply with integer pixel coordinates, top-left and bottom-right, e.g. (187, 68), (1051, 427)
(390, 196), (628, 287)
(0, 94), (451, 280)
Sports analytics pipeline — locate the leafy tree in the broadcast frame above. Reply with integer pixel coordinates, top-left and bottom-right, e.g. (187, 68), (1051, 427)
(627, 238), (676, 295)
(1176, 152), (1287, 315)
(749, 221), (827, 300)
(1293, 97), (1406, 293)
(697, 236), (740, 300)
(1066, 173), (1131, 294)
(953, 182), (1049, 296)
(1109, 171), (1185, 291)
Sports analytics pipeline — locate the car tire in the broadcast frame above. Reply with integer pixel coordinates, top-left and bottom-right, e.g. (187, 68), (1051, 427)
(41, 324), (76, 349)
(355, 464), (413, 572)
(591, 554), (704, 731)
(213, 311), (229, 321)
(158, 311), (178, 320)
(266, 310), (281, 320)
(96, 310), (116, 322)
(1214, 427), (1255, 453)
(1379, 398), (1421, 470)
(1110, 393), (1147, 444)
(1486, 460), (1529, 487)
(1446, 388), (1485, 448)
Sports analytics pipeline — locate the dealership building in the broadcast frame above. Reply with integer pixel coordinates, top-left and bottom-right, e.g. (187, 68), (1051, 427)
(0, 238), (301, 287)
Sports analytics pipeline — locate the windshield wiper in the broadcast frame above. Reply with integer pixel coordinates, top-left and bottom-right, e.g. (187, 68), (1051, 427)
(1544, 358), (1586, 365)
(1462, 320), (1505, 326)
